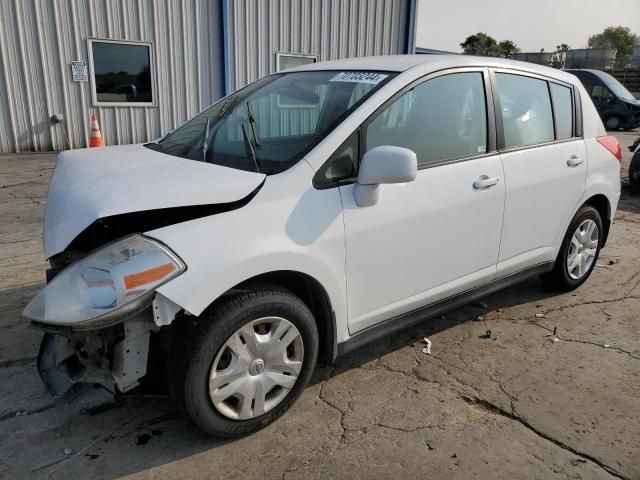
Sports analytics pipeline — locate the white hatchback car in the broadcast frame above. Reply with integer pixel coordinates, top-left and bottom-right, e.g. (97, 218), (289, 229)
(25, 55), (621, 437)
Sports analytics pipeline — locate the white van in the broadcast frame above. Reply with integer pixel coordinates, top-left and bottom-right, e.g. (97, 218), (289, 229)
(24, 55), (621, 437)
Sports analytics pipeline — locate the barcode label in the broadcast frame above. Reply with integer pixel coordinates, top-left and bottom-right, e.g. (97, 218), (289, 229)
(330, 72), (388, 84)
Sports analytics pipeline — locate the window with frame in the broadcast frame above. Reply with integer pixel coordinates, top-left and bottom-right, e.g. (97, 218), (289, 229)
(90, 40), (153, 105)
(496, 73), (554, 149)
(276, 53), (317, 72)
(549, 83), (574, 140)
(314, 133), (359, 187)
(364, 72), (488, 167)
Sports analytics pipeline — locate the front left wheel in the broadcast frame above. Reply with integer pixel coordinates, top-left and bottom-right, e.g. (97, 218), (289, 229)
(170, 285), (319, 437)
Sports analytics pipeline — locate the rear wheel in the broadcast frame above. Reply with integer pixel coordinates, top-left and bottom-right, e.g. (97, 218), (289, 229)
(541, 205), (602, 291)
(170, 285), (318, 437)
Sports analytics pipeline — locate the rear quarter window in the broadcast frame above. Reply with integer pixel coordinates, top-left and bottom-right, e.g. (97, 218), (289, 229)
(549, 83), (574, 140)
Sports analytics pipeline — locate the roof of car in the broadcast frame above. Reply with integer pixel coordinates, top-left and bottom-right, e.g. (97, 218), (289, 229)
(566, 68), (615, 81)
(288, 54), (578, 84)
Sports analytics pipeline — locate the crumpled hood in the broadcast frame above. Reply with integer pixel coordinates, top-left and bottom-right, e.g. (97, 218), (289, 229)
(44, 144), (265, 258)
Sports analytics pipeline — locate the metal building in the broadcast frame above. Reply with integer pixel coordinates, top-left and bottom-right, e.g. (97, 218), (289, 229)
(415, 46), (454, 55)
(0, 0), (417, 153)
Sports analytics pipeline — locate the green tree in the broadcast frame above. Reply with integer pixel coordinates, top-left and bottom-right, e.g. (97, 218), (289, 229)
(496, 40), (520, 58)
(588, 26), (639, 67)
(551, 43), (571, 69)
(460, 33), (519, 58)
(460, 33), (498, 56)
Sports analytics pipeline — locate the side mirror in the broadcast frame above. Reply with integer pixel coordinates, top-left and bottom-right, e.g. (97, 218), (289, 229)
(353, 146), (417, 207)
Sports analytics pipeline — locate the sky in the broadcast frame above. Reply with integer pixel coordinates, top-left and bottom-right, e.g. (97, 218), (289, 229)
(415, 0), (640, 53)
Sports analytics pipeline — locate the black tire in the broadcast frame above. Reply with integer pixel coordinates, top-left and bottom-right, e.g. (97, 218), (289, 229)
(629, 150), (640, 185)
(169, 284), (319, 437)
(541, 205), (603, 291)
(605, 116), (621, 131)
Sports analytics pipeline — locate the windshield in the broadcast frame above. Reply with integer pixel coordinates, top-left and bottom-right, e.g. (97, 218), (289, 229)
(146, 70), (394, 174)
(599, 72), (636, 101)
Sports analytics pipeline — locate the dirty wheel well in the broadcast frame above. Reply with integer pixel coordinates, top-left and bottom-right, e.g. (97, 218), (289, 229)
(217, 271), (336, 365)
(584, 194), (611, 245)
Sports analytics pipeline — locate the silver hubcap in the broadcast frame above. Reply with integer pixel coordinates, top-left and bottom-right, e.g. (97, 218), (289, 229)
(209, 317), (304, 420)
(567, 219), (598, 280)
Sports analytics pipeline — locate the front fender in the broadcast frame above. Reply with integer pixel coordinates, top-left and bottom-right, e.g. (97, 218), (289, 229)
(147, 161), (350, 343)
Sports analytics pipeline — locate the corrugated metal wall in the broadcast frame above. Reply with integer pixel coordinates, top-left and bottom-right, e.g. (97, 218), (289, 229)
(0, 0), (224, 153)
(226, 0), (411, 92)
(0, 0), (413, 153)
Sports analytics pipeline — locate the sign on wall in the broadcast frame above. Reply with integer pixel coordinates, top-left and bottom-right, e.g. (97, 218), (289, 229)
(71, 61), (88, 82)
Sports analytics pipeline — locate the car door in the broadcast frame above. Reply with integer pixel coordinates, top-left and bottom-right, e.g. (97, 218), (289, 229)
(590, 83), (616, 120)
(493, 71), (587, 276)
(338, 69), (506, 334)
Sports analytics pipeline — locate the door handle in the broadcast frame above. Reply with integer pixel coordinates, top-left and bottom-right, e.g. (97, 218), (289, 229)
(567, 155), (584, 167)
(473, 176), (499, 189)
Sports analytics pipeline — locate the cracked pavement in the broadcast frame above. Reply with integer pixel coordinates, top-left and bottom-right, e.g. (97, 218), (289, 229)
(1, 130), (639, 480)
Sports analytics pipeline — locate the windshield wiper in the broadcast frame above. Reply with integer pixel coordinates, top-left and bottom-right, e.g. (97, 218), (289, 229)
(246, 101), (261, 146)
(241, 123), (261, 173)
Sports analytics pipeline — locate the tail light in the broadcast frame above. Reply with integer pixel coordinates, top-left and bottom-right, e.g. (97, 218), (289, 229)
(596, 136), (622, 163)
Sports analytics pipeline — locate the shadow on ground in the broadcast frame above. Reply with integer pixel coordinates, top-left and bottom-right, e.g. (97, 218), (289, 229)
(618, 179), (640, 215)
(1, 275), (560, 479)
(324, 277), (554, 377)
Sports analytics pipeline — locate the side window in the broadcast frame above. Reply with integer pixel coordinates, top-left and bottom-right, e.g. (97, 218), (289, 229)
(364, 72), (488, 167)
(550, 83), (574, 140)
(314, 133), (358, 187)
(591, 85), (614, 105)
(496, 73), (554, 149)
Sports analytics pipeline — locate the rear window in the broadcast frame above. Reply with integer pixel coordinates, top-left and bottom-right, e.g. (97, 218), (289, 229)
(496, 73), (554, 149)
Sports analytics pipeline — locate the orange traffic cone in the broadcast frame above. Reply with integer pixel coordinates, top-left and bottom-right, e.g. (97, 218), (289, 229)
(89, 113), (105, 147)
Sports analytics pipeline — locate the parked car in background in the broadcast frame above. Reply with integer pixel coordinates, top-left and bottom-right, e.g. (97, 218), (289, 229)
(565, 68), (640, 131)
(24, 55), (621, 437)
(629, 136), (640, 184)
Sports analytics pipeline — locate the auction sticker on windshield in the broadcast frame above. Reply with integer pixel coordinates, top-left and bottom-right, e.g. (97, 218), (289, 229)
(330, 72), (388, 84)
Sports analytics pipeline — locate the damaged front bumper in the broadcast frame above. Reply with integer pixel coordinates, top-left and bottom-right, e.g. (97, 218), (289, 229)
(34, 310), (156, 396)
(32, 293), (183, 397)
(23, 234), (187, 397)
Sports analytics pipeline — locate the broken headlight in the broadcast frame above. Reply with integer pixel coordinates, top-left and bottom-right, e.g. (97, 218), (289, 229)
(23, 235), (185, 327)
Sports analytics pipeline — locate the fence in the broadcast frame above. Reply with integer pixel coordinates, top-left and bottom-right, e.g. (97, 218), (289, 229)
(510, 52), (554, 67)
(609, 69), (640, 97)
